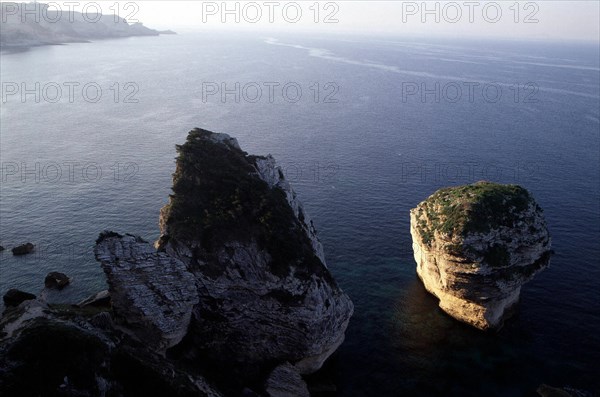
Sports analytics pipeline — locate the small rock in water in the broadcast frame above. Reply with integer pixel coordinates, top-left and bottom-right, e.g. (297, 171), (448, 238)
(44, 272), (70, 290)
(11, 243), (34, 255)
(0, 245), (5, 251)
(3, 289), (36, 307)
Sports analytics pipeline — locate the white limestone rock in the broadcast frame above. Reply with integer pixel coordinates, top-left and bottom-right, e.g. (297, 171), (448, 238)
(410, 181), (551, 330)
(156, 128), (353, 373)
(254, 155), (326, 264)
(94, 232), (199, 353)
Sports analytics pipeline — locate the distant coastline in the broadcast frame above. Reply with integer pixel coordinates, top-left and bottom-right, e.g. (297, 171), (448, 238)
(0, 2), (173, 50)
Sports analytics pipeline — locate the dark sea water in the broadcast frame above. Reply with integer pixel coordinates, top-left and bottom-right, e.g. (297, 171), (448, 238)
(1, 32), (599, 396)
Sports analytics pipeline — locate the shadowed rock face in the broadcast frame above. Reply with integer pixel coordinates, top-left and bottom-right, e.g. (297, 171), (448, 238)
(93, 129), (352, 379)
(94, 233), (199, 354)
(0, 301), (223, 397)
(410, 181), (551, 330)
(156, 128), (353, 373)
(2, 289), (36, 307)
(265, 362), (310, 397)
(1, 129), (351, 395)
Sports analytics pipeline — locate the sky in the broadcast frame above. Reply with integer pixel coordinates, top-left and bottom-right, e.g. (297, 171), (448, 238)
(5, 1), (600, 42)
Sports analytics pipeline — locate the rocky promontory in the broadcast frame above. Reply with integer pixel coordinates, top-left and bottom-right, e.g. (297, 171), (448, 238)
(1, 2), (165, 49)
(410, 181), (551, 330)
(155, 129), (353, 374)
(0, 128), (353, 396)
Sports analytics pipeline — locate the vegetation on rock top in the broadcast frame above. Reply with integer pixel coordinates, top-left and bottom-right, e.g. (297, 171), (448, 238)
(160, 128), (325, 279)
(415, 181), (538, 248)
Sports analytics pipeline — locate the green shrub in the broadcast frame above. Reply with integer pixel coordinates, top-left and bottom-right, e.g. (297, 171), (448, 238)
(417, 181), (533, 243)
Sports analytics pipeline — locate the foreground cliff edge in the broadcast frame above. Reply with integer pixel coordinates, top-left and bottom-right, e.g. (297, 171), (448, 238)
(0, 128), (353, 396)
(410, 181), (552, 330)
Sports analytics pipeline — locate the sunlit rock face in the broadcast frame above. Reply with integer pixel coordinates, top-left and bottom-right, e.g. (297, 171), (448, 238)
(410, 181), (551, 330)
(156, 128), (353, 373)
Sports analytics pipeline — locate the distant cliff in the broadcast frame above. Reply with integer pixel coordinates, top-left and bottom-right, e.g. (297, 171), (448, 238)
(1, 2), (165, 48)
(410, 181), (552, 330)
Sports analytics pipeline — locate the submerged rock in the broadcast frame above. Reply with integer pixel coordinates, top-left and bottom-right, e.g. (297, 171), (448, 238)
(44, 272), (70, 290)
(156, 128), (353, 373)
(410, 181), (551, 330)
(11, 243), (34, 256)
(0, 245), (5, 251)
(2, 289), (36, 307)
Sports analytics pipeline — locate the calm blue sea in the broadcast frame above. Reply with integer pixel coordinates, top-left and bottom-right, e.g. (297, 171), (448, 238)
(1, 32), (599, 396)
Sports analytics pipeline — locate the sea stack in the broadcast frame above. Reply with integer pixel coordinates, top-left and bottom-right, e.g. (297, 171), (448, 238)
(94, 128), (353, 382)
(410, 181), (551, 330)
(155, 128), (354, 373)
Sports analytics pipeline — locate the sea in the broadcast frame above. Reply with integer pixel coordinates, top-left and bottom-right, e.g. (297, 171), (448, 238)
(1, 31), (599, 396)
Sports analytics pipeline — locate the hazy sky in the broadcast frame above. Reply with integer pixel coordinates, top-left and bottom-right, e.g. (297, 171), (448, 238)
(10, 1), (600, 41)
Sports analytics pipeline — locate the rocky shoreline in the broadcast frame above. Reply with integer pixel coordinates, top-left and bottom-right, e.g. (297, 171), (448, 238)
(0, 2), (169, 49)
(0, 129), (353, 396)
(2, 131), (582, 396)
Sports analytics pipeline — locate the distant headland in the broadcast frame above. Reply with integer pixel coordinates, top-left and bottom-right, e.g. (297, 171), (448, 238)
(0, 2), (173, 49)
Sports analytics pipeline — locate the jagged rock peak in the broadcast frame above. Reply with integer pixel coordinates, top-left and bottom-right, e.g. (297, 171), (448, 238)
(188, 128), (242, 150)
(158, 128), (327, 276)
(410, 181), (552, 330)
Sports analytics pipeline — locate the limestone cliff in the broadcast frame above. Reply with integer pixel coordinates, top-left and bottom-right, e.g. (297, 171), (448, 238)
(155, 128), (353, 374)
(1, 2), (161, 48)
(94, 233), (198, 354)
(0, 128), (352, 395)
(410, 181), (551, 330)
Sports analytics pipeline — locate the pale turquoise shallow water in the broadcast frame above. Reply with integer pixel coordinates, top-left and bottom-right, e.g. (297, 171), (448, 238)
(1, 32), (599, 396)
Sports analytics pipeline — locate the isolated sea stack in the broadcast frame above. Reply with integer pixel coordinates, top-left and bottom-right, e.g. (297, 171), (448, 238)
(410, 181), (551, 330)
